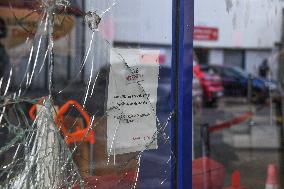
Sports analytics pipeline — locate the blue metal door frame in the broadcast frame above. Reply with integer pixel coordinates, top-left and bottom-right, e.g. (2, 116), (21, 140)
(172, 0), (193, 188)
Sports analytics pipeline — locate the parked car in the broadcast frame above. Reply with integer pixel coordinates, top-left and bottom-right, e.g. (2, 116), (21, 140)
(200, 65), (279, 103)
(193, 73), (203, 114)
(193, 61), (223, 106)
(157, 66), (171, 111)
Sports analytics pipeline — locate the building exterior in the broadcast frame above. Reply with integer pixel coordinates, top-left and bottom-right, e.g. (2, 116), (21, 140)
(194, 0), (283, 77)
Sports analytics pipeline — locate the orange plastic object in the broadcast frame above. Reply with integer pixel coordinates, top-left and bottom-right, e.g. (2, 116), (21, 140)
(28, 98), (44, 120)
(192, 157), (225, 189)
(265, 164), (279, 189)
(55, 100), (95, 145)
(224, 171), (246, 189)
(29, 104), (37, 120)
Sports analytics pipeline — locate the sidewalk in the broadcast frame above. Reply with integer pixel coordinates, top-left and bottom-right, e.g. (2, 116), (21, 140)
(221, 99), (280, 149)
(194, 97), (282, 188)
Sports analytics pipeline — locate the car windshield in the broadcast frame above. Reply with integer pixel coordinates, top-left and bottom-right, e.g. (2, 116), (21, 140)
(200, 66), (217, 75)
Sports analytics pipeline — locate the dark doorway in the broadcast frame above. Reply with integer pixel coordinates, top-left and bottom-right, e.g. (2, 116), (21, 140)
(194, 48), (209, 64)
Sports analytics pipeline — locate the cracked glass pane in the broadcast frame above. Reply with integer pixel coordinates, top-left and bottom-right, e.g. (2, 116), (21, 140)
(0, 0), (173, 188)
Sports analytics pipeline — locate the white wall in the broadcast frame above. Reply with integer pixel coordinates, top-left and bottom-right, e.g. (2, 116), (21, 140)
(194, 0), (283, 49)
(112, 0), (172, 45)
(245, 50), (271, 75)
(209, 49), (224, 65)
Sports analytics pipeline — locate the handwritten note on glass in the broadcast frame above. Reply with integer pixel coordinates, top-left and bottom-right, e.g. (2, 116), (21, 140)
(107, 48), (160, 155)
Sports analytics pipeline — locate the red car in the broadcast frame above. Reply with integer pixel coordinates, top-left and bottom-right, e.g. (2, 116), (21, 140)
(193, 61), (223, 106)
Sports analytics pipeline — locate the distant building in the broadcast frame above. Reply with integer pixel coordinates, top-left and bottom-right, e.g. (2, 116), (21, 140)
(194, 0), (283, 77)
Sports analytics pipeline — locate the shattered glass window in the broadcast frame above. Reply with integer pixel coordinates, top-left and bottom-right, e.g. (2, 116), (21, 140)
(0, 0), (173, 188)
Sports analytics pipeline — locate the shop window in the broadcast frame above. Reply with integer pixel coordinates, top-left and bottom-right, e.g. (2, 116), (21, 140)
(224, 50), (245, 69)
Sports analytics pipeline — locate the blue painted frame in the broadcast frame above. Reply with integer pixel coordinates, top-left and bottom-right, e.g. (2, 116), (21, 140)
(171, 0), (193, 188)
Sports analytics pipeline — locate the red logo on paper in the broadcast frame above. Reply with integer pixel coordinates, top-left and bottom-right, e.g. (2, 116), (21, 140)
(139, 54), (158, 64)
(193, 26), (218, 41)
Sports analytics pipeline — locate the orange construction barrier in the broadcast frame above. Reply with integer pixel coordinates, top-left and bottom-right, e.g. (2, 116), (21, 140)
(209, 112), (253, 133)
(224, 171), (246, 189)
(265, 164), (279, 189)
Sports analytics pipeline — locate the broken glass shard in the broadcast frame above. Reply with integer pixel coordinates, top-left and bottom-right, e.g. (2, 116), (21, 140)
(85, 11), (101, 32)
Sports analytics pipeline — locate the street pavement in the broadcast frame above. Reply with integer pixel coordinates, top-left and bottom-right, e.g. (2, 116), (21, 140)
(193, 97), (283, 188)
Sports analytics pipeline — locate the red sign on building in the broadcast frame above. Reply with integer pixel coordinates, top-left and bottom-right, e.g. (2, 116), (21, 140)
(194, 26), (218, 41)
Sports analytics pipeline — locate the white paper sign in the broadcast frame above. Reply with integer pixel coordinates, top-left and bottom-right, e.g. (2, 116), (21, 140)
(107, 48), (160, 155)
